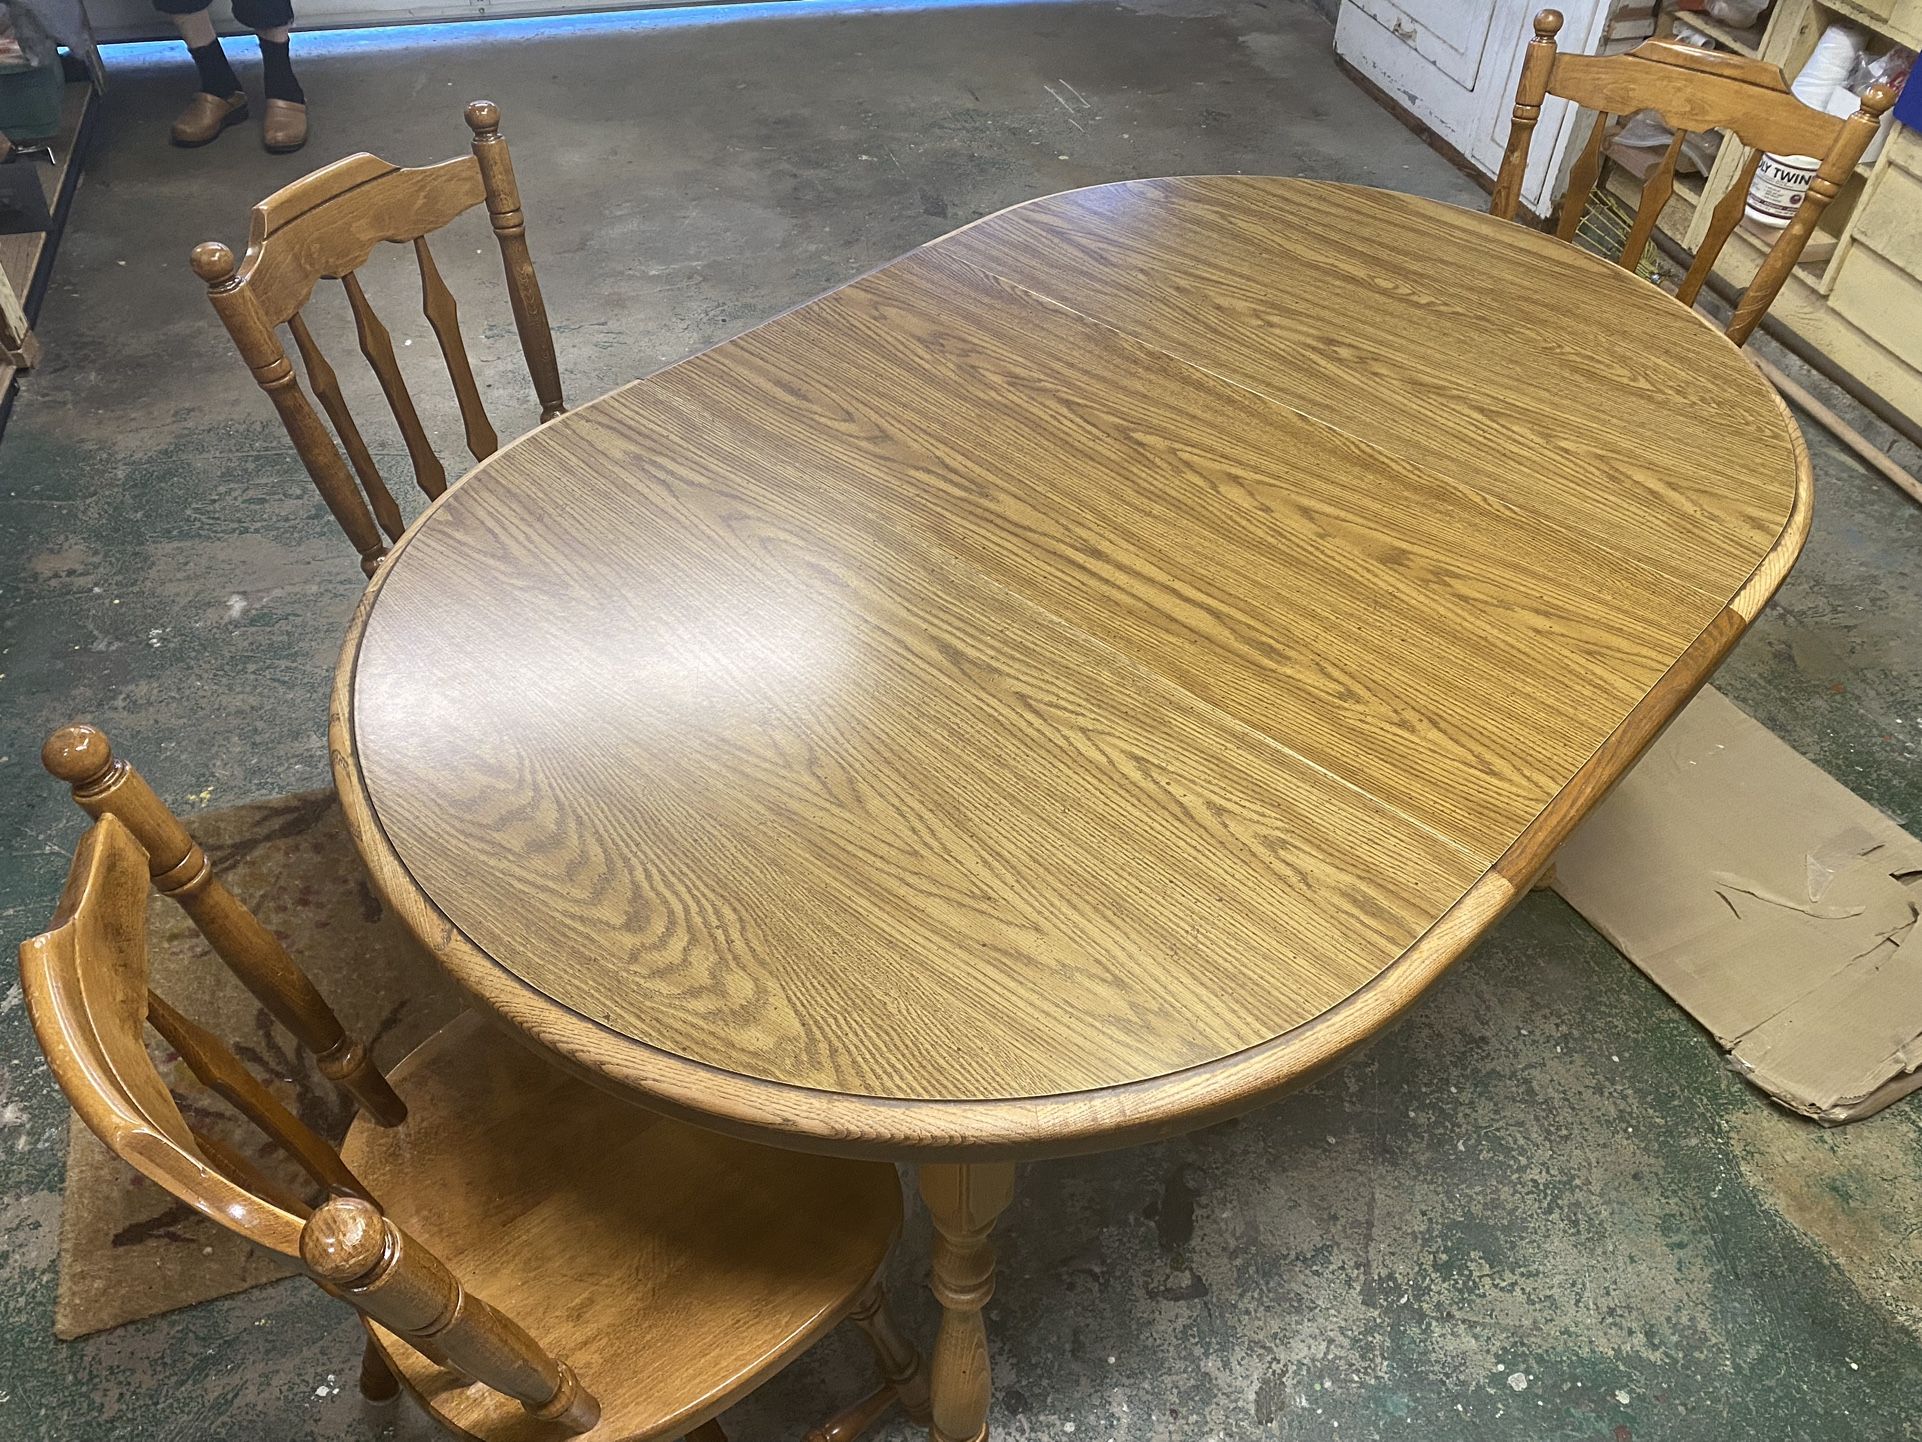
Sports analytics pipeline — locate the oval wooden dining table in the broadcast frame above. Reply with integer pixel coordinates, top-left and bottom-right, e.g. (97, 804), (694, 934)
(331, 176), (1809, 1442)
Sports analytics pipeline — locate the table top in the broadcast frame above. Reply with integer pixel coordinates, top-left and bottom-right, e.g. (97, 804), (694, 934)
(333, 176), (1808, 1161)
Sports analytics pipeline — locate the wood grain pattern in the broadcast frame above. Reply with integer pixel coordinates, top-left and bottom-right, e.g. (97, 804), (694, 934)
(646, 248), (1732, 855)
(244, 151), (486, 329)
(1550, 45), (1836, 157)
(22, 826), (919, 1442)
(356, 407), (1486, 1100)
(334, 177), (1809, 1160)
(927, 178), (1797, 586)
(304, 1193), (603, 1436)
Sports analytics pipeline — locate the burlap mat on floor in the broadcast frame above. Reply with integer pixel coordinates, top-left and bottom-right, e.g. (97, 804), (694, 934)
(52, 790), (461, 1339)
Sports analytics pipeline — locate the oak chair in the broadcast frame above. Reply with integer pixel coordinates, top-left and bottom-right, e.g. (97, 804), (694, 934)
(193, 100), (565, 576)
(41, 722), (407, 1127)
(1492, 10), (1895, 344)
(23, 813), (930, 1442)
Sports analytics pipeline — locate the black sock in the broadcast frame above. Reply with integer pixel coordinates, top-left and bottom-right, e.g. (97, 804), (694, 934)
(187, 39), (240, 98)
(259, 37), (304, 104)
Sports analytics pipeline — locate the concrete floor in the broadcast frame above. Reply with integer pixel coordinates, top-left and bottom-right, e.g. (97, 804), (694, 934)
(4, 1), (1922, 1437)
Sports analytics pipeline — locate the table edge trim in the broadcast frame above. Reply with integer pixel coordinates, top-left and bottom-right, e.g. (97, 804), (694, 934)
(329, 225), (1815, 1162)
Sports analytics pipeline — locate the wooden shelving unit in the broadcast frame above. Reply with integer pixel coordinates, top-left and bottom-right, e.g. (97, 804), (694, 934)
(0, 80), (94, 418)
(1671, 8), (1769, 55)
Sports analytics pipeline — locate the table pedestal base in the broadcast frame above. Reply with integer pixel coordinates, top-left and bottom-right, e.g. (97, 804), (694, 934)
(918, 1162), (1016, 1442)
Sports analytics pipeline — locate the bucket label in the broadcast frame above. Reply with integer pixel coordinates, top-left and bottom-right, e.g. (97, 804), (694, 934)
(1746, 152), (1819, 227)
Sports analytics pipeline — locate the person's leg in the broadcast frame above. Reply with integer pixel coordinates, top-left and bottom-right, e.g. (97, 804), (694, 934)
(234, 0), (307, 153)
(253, 25), (304, 105)
(156, 0), (248, 147)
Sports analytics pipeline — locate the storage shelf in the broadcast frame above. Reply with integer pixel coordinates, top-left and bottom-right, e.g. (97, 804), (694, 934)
(0, 81), (93, 415)
(1814, 0), (1922, 52)
(1671, 9), (1767, 57)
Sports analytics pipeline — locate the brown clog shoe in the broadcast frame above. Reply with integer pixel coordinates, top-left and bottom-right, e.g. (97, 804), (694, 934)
(262, 99), (308, 155)
(170, 91), (248, 147)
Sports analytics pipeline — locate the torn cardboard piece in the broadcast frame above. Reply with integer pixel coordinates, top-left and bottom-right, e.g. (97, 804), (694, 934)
(1552, 685), (1922, 1125)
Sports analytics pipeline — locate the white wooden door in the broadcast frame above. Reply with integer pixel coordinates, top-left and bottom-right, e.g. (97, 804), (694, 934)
(1336, 0), (1607, 217)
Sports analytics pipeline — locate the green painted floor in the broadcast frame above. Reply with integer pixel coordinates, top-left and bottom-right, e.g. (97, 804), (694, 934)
(3, 2), (1921, 1438)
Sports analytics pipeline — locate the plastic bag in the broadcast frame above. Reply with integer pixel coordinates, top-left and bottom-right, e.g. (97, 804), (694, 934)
(1706, 0), (1769, 27)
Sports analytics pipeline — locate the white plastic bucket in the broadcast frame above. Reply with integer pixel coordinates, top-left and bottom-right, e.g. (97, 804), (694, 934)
(1744, 152), (1819, 229)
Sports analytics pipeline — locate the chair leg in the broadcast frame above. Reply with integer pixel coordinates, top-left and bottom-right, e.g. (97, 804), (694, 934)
(359, 1336), (400, 1403)
(850, 1277), (932, 1426)
(801, 1277), (932, 1442)
(804, 1386), (897, 1442)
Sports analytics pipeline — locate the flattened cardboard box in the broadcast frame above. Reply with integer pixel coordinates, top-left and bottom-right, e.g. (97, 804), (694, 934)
(1553, 685), (1922, 1124)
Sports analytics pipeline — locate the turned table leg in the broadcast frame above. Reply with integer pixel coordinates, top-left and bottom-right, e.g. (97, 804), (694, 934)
(917, 1162), (1016, 1442)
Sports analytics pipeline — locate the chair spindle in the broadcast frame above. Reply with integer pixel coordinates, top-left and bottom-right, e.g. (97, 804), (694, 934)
(191, 242), (389, 575)
(1679, 147), (1763, 306)
(1555, 112), (1611, 243)
(804, 1392), (895, 1442)
(465, 101), (567, 423)
(849, 1278), (931, 1424)
(415, 236), (501, 463)
(303, 1195), (602, 1436)
(359, 1337), (403, 1403)
(1491, 9), (1564, 221)
(148, 989), (369, 1199)
(1618, 128), (1687, 270)
(341, 271), (448, 500)
(41, 723), (408, 1126)
(803, 1276), (934, 1441)
(288, 311), (406, 543)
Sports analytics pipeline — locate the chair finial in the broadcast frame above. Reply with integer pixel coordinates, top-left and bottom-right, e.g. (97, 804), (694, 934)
(43, 723), (115, 789)
(1860, 82), (1897, 117)
(190, 241), (238, 288)
(302, 1194), (389, 1283)
(465, 100), (502, 139)
(1534, 9), (1564, 38)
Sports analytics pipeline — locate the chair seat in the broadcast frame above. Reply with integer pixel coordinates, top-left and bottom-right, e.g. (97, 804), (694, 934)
(341, 1011), (903, 1442)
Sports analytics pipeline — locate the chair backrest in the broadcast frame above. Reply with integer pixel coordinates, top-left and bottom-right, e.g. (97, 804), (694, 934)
(41, 721), (407, 1126)
(192, 100), (565, 575)
(20, 815), (599, 1436)
(1491, 10), (1895, 344)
